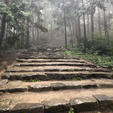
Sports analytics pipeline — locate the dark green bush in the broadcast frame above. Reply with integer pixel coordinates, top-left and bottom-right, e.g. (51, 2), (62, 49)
(79, 33), (113, 56)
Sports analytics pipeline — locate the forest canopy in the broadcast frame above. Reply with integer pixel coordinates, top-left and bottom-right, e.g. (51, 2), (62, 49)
(0, 0), (113, 57)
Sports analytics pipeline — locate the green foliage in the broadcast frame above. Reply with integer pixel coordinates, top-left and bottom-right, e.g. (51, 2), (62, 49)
(78, 33), (113, 56)
(87, 34), (113, 56)
(72, 77), (81, 81)
(24, 78), (41, 82)
(65, 49), (113, 69)
(6, 35), (19, 48)
(69, 108), (74, 113)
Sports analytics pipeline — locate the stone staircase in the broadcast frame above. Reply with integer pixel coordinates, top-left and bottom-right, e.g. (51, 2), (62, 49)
(0, 49), (113, 113)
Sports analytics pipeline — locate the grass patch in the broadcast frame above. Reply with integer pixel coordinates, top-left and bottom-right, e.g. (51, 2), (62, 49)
(65, 49), (113, 69)
(24, 78), (41, 82)
(72, 77), (81, 81)
(69, 108), (74, 113)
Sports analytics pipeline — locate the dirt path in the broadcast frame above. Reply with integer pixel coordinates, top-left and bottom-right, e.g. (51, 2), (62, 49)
(0, 48), (113, 113)
(0, 51), (17, 76)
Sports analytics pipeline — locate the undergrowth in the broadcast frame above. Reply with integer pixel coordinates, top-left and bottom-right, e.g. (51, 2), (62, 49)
(65, 49), (113, 70)
(23, 78), (41, 82)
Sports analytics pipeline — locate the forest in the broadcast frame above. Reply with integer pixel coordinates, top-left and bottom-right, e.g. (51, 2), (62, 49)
(0, 1), (113, 112)
(0, 0), (113, 68)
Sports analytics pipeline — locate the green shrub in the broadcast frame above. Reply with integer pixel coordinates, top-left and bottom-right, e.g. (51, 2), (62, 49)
(78, 33), (113, 56)
(65, 49), (113, 69)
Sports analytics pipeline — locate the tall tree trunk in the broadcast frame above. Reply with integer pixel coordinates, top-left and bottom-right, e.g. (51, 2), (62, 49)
(26, 21), (30, 49)
(32, 26), (35, 44)
(0, 14), (7, 47)
(64, 8), (68, 49)
(87, 14), (90, 36)
(0, 0), (8, 48)
(98, 8), (102, 36)
(63, 0), (68, 49)
(37, 29), (39, 44)
(82, 0), (87, 53)
(91, 13), (94, 39)
(77, 17), (81, 39)
(103, 10), (110, 44)
(69, 21), (73, 48)
(75, 19), (80, 47)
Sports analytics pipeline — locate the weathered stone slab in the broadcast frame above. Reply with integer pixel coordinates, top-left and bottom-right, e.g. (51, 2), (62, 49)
(0, 92), (3, 95)
(0, 81), (28, 93)
(7, 87), (27, 93)
(11, 103), (44, 113)
(2, 71), (113, 80)
(93, 95), (113, 111)
(0, 80), (8, 87)
(15, 63), (96, 67)
(28, 84), (51, 92)
(1, 80), (113, 94)
(2, 72), (47, 80)
(98, 84), (113, 88)
(51, 83), (66, 90)
(16, 59), (86, 63)
(43, 99), (70, 113)
(0, 87), (27, 93)
(0, 99), (11, 113)
(65, 83), (81, 89)
(82, 84), (97, 89)
(70, 97), (98, 112)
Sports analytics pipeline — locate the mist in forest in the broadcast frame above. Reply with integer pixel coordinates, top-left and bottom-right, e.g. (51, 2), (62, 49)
(0, 0), (113, 56)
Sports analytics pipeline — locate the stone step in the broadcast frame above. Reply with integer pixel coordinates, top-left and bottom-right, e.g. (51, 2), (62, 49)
(2, 71), (113, 80)
(6, 66), (111, 72)
(0, 79), (113, 93)
(16, 58), (86, 63)
(18, 56), (76, 59)
(0, 89), (113, 113)
(14, 62), (96, 67)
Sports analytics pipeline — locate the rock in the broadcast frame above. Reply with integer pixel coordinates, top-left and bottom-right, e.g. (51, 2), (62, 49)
(0, 87), (27, 93)
(51, 83), (66, 90)
(0, 99), (11, 113)
(42, 99), (70, 113)
(65, 83), (81, 89)
(28, 84), (51, 92)
(93, 95), (113, 111)
(0, 92), (3, 95)
(70, 97), (98, 112)
(7, 87), (27, 93)
(11, 103), (44, 113)
(98, 84), (113, 88)
(82, 84), (97, 89)
(0, 80), (8, 87)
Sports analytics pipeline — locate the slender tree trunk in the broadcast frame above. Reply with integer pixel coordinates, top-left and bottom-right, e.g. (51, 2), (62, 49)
(82, 0), (87, 53)
(21, 35), (24, 49)
(103, 10), (110, 44)
(72, 21), (75, 36)
(77, 17), (81, 39)
(37, 29), (39, 44)
(0, 14), (7, 47)
(32, 26), (35, 44)
(87, 14), (90, 36)
(51, 23), (53, 39)
(62, 0), (68, 48)
(75, 19), (80, 47)
(0, 0), (8, 48)
(64, 8), (68, 49)
(98, 8), (102, 36)
(26, 21), (30, 49)
(69, 21), (73, 48)
(91, 13), (94, 39)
